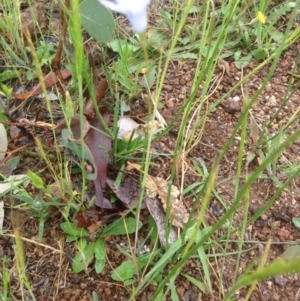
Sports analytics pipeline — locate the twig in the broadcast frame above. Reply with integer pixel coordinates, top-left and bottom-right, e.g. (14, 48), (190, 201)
(52, 0), (71, 99)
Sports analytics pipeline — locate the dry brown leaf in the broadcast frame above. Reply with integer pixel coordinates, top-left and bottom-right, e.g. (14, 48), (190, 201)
(218, 58), (230, 76)
(146, 198), (178, 248)
(13, 70), (71, 100)
(249, 116), (260, 145)
(147, 176), (189, 228)
(127, 162), (189, 228)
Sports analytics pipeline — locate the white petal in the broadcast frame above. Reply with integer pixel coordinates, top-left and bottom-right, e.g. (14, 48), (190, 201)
(99, 0), (126, 13)
(127, 10), (148, 32)
(99, 0), (150, 32)
(99, 0), (150, 14)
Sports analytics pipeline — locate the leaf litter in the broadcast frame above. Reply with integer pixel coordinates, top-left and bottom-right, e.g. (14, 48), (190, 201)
(0, 123), (8, 160)
(12, 69), (71, 100)
(125, 162), (189, 247)
(128, 162), (189, 228)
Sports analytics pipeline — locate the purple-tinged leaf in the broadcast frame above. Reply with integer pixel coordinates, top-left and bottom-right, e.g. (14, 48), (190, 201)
(85, 107), (113, 208)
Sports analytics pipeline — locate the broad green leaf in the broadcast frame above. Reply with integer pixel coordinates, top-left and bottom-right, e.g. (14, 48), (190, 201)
(61, 129), (97, 180)
(234, 53), (252, 69)
(94, 238), (106, 274)
(124, 278), (137, 286)
(72, 241), (95, 273)
(28, 171), (45, 190)
(269, 29), (284, 42)
(92, 291), (99, 301)
(1, 156), (20, 174)
(101, 217), (142, 236)
(79, 0), (115, 44)
(292, 217), (300, 229)
(179, 36), (191, 45)
(112, 250), (161, 282)
(140, 64), (157, 89)
(252, 48), (268, 60)
(189, 6), (200, 13)
(66, 236), (78, 243)
(0, 69), (19, 82)
(280, 245), (300, 262)
(111, 260), (136, 282)
(108, 39), (140, 53)
(0, 83), (13, 96)
(234, 50), (242, 61)
(225, 35), (242, 48)
(78, 238), (88, 250)
(60, 222), (90, 237)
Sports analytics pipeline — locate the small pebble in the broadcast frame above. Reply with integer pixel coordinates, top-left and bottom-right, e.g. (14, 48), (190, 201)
(261, 214), (268, 220)
(165, 99), (174, 108)
(274, 276), (288, 287)
(164, 84), (173, 92)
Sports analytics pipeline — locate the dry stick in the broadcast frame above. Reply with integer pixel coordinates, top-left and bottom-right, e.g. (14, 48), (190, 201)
(83, 80), (109, 117)
(51, 0), (71, 99)
(3, 233), (64, 254)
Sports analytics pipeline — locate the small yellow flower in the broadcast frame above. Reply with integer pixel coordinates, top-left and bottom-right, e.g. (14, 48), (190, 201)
(257, 11), (266, 24)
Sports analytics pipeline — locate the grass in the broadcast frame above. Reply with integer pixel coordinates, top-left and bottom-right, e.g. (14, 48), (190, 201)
(1, 0), (300, 300)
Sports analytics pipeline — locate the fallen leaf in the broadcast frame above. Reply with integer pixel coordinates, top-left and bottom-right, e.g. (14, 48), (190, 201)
(13, 69), (71, 100)
(249, 116), (260, 145)
(117, 117), (140, 140)
(66, 114), (91, 140)
(292, 217), (300, 229)
(75, 207), (122, 233)
(117, 118), (160, 141)
(128, 162), (189, 228)
(146, 176), (189, 228)
(85, 107), (113, 208)
(107, 177), (146, 208)
(83, 80), (108, 117)
(61, 107), (113, 208)
(280, 245), (300, 262)
(145, 120), (160, 133)
(218, 58), (230, 75)
(146, 197), (178, 248)
(0, 123), (8, 160)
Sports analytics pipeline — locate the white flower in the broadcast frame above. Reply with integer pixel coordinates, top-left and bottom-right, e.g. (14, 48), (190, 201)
(99, 0), (150, 32)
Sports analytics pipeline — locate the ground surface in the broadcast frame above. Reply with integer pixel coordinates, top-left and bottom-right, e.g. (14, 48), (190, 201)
(1, 1), (300, 301)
